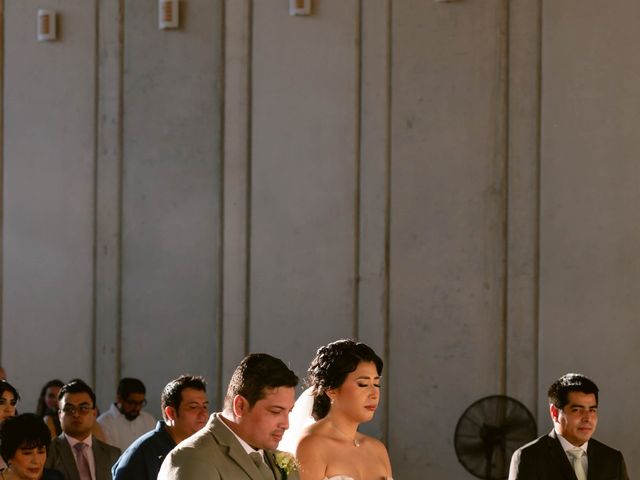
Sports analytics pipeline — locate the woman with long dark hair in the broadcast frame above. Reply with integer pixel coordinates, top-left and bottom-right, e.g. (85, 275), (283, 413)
(35, 380), (63, 439)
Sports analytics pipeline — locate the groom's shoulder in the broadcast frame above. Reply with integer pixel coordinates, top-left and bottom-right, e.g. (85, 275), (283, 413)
(587, 437), (625, 458)
(158, 424), (222, 480)
(175, 418), (219, 454)
(515, 432), (554, 455)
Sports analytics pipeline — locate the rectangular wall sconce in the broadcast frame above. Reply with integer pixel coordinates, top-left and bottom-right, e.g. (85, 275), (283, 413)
(37, 9), (56, 41)
(159, 0), (179, 29)
(290, 0), (312, 16)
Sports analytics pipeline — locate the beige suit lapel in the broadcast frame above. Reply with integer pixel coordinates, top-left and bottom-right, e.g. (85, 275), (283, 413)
(211, 414), (272, 480)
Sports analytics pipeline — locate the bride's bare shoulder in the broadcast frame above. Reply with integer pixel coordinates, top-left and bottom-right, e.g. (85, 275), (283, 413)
(296, 421), (334, 452)
(360, 434), (392, 473)
(360, 434), (387, 449)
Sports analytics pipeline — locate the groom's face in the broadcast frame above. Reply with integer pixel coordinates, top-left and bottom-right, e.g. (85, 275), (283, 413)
(551, 391), (598, 446)
(235, 386), (296, 450)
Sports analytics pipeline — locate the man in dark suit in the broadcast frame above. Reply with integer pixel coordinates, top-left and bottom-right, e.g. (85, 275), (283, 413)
(158, 353), (300, 480)
(45, 379), (121, 480)
(508, 373), (628, 480)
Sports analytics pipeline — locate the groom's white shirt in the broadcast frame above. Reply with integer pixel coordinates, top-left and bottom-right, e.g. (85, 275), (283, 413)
(219, 414), (267, 461)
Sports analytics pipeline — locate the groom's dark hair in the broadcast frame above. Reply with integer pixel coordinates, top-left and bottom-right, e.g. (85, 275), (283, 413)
(224, 353), (298, 409)
(548, 373), (598, 409)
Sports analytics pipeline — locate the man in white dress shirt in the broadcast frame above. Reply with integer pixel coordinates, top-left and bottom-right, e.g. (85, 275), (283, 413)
(97, 377), (156, 451)
(508, 373), (628, 480)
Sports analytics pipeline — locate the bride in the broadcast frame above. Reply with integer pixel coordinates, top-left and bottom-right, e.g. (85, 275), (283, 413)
(286, 339), (393, 480)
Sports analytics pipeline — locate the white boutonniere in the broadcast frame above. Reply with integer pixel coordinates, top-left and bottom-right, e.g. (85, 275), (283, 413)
(274, 451), (300, 479)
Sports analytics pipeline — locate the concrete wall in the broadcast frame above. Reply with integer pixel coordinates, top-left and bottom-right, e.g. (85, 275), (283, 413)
(2, 0), (639, 478)
(539, 0), (640, 469)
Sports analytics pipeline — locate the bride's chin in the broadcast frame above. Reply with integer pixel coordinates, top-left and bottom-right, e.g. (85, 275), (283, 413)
(358, 411), (375, 423)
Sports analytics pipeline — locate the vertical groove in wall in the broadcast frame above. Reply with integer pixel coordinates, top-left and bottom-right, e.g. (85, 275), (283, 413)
(93, 0), (124, 400)
(0, 0), (4, 363)
(382, 0), (392, 445)
(353, 0), (362, 340)
(500, 0), (511, 397)
(116, 0), (125, 381)
(217, 0), (227, 411)
(244, 0), (253, 356)
(533, 0), (543, 422)
(91, 0), (100, 387)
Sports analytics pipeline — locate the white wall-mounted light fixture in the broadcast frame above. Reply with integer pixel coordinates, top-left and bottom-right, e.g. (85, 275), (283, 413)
(289, 0), (312, 16)
(37, 9), (57, 41)
(159, 0), (179, 29)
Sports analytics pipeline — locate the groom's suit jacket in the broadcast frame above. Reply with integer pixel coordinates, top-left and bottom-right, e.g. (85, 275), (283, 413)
(45, 434), (121, 480)
(158, 413), (299, 480)
(508, 430), (628, 480)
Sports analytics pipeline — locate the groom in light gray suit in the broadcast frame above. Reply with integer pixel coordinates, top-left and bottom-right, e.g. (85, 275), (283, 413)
(158, 353), (300, 480)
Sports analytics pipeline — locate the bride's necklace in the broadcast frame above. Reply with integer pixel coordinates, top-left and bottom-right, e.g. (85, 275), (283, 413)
(330, 421), (360, 447)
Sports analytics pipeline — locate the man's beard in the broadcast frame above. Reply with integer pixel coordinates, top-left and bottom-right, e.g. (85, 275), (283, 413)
(118, 405), (140, 421)
(123, 410), (140, 421)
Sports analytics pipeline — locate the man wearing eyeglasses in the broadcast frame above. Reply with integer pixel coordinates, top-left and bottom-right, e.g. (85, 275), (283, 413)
(46, 379), (121, 480)
(97, 377), (156, 451)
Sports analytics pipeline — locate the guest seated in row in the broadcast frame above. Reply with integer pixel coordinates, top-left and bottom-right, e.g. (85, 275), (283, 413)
(0, 381), (18, 427)
(35, 380), (64, 439)
(97, 377), (156, 451)
(45, 379), (120, 480)
(112, 375), (209, 480)
(0, 413), (64, 480)
(0, 381), (20, 472)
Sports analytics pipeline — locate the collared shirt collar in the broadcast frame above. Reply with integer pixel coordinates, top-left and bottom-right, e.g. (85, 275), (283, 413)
(555, 427), (588, 454)
(219, 413), (266, 460)
(64, 432), (93, 449)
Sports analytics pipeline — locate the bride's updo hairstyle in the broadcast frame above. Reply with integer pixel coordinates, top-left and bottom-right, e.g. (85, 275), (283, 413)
(306, 339), (383, 420)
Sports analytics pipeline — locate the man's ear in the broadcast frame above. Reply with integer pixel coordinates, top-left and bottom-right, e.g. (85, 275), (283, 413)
(164, 406), (178, 422)
(549, 404), (559, 422)
(116, 394), (123, 407)
(232, 395), (247, 418)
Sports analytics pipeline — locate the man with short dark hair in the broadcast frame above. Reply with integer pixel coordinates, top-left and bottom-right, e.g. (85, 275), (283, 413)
(508, 373), (628, 480)
(97, 377), (156, 451)
(112, 375), (209, 480)
(46, 379), (121, 480)
(158, 353), (300, 480)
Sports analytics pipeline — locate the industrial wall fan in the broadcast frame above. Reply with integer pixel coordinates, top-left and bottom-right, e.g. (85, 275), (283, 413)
(454, 395), (537, 480)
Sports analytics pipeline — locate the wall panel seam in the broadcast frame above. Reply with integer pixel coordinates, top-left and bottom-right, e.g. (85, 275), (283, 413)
(383, 0), (392, 446)
(245, 0), (253, 356)
(533, 0), (543, 424)
(353, 0), (362, 340)
(501, 0), (510, 397)
(0, 0), (5, 363)
(217, 0), (227, 411)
